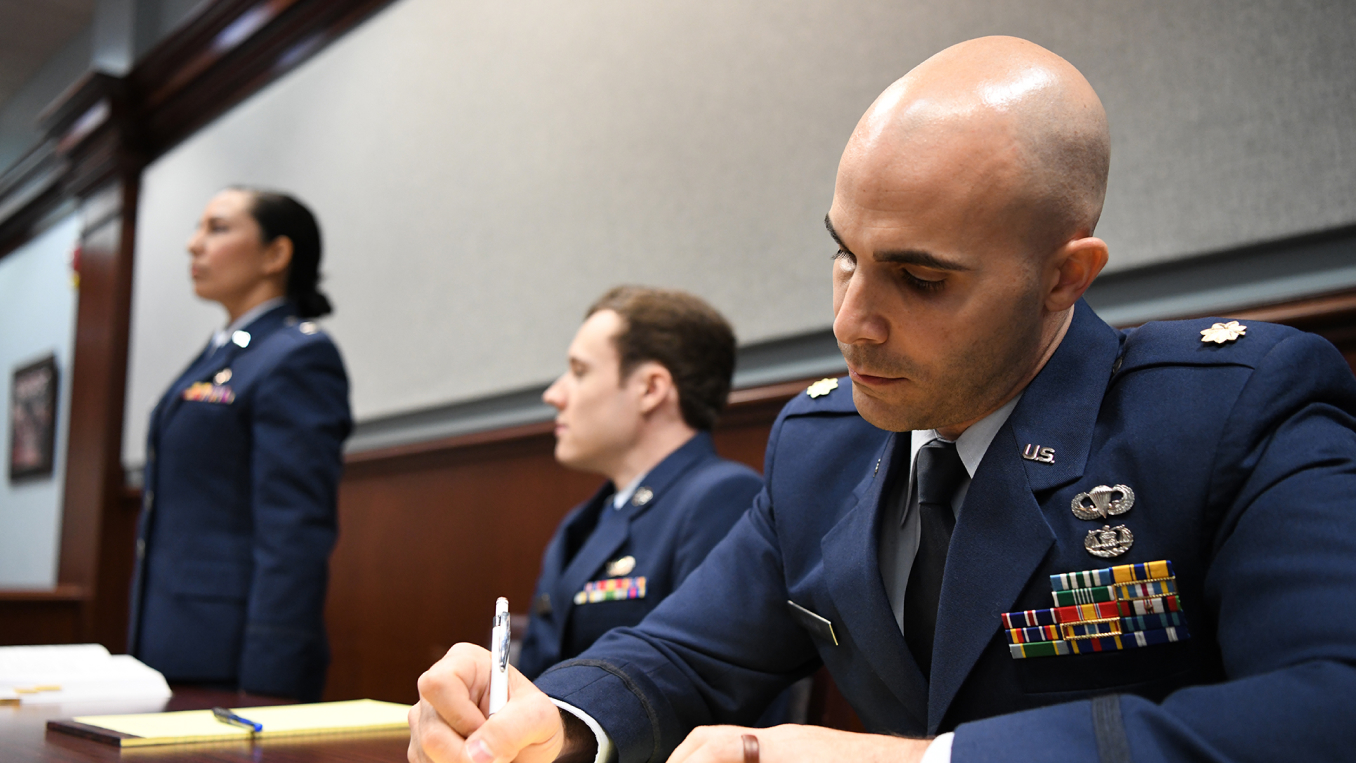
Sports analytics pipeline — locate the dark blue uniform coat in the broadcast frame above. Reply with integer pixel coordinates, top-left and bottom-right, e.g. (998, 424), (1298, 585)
(517, 432), (763, 680)
(128, 303), (351, 701)
(536, 300), (1356, 762)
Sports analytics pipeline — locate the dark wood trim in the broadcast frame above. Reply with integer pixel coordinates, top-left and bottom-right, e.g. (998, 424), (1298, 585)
(0, 0), (401, 266)
(127, 0), (397, 158)
(0, 585), (87, 603)
(56, 178), (141, 647)
(1224, 288), (1356, 352)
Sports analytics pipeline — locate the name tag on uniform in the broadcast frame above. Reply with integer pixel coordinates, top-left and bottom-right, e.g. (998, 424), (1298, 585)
(573, 576), (646, 605)
(182, 382), (235, 404)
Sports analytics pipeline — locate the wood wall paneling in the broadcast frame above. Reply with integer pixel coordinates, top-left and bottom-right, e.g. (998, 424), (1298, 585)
(324, 384), (803, 705)
(0, 587), (85, 647)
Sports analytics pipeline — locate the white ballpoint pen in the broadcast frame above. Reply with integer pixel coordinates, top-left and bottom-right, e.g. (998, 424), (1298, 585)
(488, 597), (510, 715)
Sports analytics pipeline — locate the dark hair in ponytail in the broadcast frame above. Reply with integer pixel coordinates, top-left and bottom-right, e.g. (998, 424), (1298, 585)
(234, 187), (333, 318)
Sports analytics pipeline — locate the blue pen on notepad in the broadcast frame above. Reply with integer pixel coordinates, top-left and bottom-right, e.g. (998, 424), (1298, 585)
(212, 707), (263, 732)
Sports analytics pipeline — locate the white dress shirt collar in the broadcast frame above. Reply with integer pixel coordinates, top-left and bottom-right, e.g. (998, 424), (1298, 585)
(611, 470), (649, 510)
(211, 297), (288, 350)
(908, 392), (1023, 481)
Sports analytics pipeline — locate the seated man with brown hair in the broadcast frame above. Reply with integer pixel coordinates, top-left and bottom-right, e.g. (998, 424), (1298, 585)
(516, 286), (765, 681)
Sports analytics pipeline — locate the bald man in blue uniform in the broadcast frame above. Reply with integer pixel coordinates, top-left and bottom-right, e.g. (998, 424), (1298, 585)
(408, 37), (1356, 763)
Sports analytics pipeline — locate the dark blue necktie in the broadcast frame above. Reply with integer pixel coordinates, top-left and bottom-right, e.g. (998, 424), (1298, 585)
(904, 440), (966, 680)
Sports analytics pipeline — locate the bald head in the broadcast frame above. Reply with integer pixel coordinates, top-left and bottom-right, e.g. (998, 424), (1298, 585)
(841, 36), (1110, 256)
(829, 37), (1113, 436)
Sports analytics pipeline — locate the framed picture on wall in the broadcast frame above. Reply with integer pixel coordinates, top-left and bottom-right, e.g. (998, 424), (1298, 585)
(9, 354), (59, 481)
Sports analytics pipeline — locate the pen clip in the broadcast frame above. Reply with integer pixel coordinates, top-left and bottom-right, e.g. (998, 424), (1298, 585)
(495, 611), (511, 672)
(213, 706), (263, 733)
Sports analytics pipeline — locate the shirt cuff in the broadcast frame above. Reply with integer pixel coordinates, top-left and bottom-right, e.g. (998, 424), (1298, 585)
(921, 732), (954, 763)
(551, 698), (616, 763)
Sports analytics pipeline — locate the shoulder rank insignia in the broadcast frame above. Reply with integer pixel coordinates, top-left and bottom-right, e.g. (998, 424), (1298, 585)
(806, 378), (838, 398)
(1200, 321), (1246, 344)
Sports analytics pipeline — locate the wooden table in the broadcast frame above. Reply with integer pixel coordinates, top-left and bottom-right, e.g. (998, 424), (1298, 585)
(1, 687), (410, 762)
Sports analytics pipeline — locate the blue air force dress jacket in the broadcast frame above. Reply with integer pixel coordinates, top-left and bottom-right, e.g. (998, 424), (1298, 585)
(534, 299), (1356, 763)
(128, 303), (352, 702)
(517, 432), (763, 680)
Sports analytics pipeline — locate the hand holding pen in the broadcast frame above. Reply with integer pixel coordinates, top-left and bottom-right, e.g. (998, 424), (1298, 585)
(489, 597), (510, 715)
(409, 599), (588, 763)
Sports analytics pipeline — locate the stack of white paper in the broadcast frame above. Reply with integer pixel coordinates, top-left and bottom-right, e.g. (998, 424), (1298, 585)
(0, 643), (171, 705)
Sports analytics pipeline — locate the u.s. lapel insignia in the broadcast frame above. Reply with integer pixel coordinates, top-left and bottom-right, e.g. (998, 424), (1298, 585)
(806, 378), (838, 398)
(1071, 485), (1134, 521)
(632, 487), (653, 507)
(214, 368), (233, 384)
(1200, 321), (1246, 344)
(299, 321), (318, 335)
(231, 330), (251, 348)
(1022, 444), (1056, 464)
(606, 555), (636, 577)
(1084, 524), (1135, 558)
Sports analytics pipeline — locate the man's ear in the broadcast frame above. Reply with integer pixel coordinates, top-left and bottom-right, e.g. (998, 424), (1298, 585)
(262, 235), (294, 277)
(634, 362), (675, 416)
(1044, 236), (1108, 313)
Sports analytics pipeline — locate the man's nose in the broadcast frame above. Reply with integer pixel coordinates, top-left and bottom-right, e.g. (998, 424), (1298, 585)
(833, 270), (889, 347)
(542, 376), (567, 410)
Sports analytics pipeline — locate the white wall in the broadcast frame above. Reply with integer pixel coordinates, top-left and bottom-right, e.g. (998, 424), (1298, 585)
(0, 213), (81, 587)
(123, 0), (1356, 466)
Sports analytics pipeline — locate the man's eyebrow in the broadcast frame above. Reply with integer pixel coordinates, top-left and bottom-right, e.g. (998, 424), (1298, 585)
(824, 214), (850, 254)
(823, 213), (970, 272)
(876, 248), (970, 272)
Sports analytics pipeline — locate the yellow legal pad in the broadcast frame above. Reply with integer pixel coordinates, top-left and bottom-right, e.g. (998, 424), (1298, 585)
(51, 698), (410, 747)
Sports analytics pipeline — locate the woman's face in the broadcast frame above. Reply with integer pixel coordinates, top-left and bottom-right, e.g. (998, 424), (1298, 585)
(187, 190), (284, 306)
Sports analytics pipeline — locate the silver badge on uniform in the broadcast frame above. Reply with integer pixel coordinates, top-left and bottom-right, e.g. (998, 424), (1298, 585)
(1071, 484), (1134, 521)
(632, 487), (653, 507)
(1084, 524), (1135, 558)
(1072, 484), (1136, 557)
(214, 368), (233, 384)
(606, 555), (636, 577)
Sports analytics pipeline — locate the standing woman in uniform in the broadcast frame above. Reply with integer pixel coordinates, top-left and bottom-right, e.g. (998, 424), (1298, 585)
(128, 188), (352, 701)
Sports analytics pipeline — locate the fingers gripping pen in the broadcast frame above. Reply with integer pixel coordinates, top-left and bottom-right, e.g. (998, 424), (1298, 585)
(489, 597), (510, 715)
